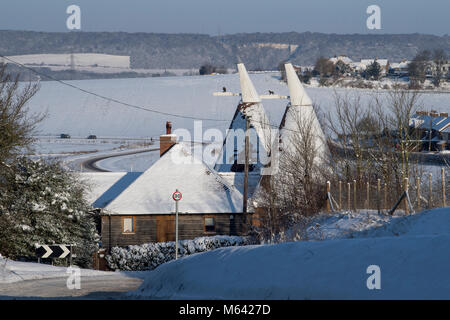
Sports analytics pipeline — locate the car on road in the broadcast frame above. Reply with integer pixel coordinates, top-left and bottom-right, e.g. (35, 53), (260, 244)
(60, 134), (71, 139)
(87, 135), (97, 139)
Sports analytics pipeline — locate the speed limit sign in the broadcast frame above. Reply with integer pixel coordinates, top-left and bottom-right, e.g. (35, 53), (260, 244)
(172, 190), (182, 201)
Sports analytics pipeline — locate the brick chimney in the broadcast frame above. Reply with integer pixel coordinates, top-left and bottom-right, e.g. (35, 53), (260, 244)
(160, 121), (176, 157)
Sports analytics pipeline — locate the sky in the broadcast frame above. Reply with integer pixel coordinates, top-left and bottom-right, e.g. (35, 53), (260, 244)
(0, 0), (448, 35)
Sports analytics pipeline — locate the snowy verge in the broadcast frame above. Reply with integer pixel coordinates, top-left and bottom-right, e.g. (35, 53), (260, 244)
(129, 207), (450, 299)
(106, 236), (252, 271)
(305, 207), (450, 240)
(0, 258), (114, 284)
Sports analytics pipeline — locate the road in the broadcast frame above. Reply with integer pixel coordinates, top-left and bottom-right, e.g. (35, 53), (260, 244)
(0, 274), (143, 299)
(81, 147), (160, 172)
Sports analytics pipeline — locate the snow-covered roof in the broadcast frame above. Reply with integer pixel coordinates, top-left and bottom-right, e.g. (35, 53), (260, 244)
(360, 59), (389, 67)
(105, 143), (243, 214)
(329, 56), (353, 65)
(412, 113), (450, 132)
(215, 63), (274, 174)
(79, 172), (139, 208)
(390, 61), (410, 69)
(237, 63), (261, 104)
(218, 172), (261, 198)
(279, 63), (329, 163)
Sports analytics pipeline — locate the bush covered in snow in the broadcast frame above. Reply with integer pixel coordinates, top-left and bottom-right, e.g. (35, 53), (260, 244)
(106, 236), (253, 271)
(0, 158), (99, 267)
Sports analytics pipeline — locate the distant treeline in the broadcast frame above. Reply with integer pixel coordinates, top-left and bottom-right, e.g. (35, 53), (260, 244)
(1, 30), (449, 71)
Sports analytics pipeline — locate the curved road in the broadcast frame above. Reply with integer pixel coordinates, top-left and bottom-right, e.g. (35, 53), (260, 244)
(81, 147), (160, 172)
(0, 274), (143, 299)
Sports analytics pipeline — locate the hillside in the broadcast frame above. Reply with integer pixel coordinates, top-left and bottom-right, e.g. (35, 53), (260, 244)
(1, 30), (449, 70)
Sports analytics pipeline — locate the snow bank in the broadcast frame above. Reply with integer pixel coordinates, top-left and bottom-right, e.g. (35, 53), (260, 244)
(306, 208), (450, 240)
(106, 236), (252, 271)
(130, 208), (450, 299)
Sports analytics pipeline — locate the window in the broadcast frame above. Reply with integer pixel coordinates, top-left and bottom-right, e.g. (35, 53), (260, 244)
(122, 217), (135, 234)
(204, 217), (215, 233)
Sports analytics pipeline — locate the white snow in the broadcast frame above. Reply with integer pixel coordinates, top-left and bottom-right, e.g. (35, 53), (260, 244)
(215, 65), (274, 173)
(23, 73), (450, 141)
(0, 258), (112, 284)
(130, 207), (450, 299)
(2, 53), (130, 69)
(105, 143), (243, 214)
(279, 64), (329, 164)
(78, 172), (128, 207)
(95, 149), (160, 172)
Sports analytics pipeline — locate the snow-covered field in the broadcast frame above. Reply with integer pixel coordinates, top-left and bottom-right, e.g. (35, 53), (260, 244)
(129, 207), (450, 299)
(2, 53), (130, 69)
(26, 73), (450, 139)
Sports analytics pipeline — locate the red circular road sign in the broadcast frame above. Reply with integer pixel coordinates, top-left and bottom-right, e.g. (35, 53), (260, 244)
(172, 191), (182, 201)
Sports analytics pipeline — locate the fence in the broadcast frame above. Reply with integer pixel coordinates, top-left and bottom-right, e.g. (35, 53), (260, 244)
(326, 167), (448, 214)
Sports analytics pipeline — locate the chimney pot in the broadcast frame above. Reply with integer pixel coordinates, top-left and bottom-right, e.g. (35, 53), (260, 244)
(160, 121), (176, 157)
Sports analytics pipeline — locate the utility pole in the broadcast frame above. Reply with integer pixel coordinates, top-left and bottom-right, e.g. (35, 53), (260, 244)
(243, 116), (249, 214)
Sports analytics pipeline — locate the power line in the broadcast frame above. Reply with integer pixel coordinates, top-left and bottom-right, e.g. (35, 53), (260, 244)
(1, 54), (311, 135)
(0, 54), (230, 122)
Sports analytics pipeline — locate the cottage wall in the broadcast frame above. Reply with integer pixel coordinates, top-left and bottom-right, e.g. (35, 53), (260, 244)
(101, 213), (248, 249)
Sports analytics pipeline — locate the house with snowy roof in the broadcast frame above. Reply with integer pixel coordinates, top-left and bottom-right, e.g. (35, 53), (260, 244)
(99, 128), (247, 249)
(410, 111), (450, 151)
(389, 60), (411, 77)
(356, 59), (390, 75)
(95, 64), (271, 250)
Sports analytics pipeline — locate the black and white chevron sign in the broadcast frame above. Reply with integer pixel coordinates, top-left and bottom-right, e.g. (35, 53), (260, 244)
(36, 245), (72, 259)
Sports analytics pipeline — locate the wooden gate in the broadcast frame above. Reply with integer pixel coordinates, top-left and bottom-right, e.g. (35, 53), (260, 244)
(156, 216), (175, 242)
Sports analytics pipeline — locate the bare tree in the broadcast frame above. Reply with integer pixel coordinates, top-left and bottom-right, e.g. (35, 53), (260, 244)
(408, 50), (431, 88)
(432, 49), (447, 88)
(0, 63), (43, 168)
(252, 105), (330, 242)
(314, 57), (335, 85)
(325, 89), (422, 207)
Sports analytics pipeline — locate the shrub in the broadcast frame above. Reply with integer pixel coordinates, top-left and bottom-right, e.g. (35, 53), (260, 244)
(106, 235), (253, 271)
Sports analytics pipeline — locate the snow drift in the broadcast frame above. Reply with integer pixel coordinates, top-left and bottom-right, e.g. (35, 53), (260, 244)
(130, 207), (450, 299)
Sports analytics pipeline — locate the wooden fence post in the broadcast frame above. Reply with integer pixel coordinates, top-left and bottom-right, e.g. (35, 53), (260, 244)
(404, 178), (409, 215)
(366, 181), (370, 209)
(377, 179), (381, 213)
(347, 182), (351, 211)
(429, 173), (433, 208)
(442, 168), (446, 207)
(384, 183), (388, 210)
(416, 177), (421, 209)
(339, 181), (342, 210)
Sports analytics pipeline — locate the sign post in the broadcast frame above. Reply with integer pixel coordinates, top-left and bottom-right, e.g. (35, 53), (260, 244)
(172, 190), (182, 260)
